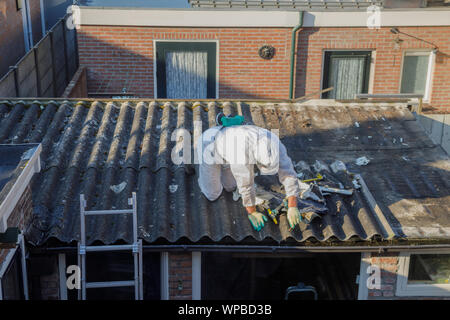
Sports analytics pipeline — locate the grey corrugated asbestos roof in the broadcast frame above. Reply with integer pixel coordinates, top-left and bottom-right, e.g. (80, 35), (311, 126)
(0, 99), (449, 247)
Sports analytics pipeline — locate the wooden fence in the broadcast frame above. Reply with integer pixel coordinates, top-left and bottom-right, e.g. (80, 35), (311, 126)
(0, 15), (78, 98)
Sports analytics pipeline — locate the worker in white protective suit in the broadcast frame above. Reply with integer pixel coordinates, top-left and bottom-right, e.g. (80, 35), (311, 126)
(196, 114), (310, 231)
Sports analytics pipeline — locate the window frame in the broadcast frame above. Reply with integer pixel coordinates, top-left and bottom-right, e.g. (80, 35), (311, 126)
(399, 50), (435, 102)
(154, 40), (218, 99)
(321, 50), (372, 99)
(0, 248), (24, 300)
(396, 252), (450, 297)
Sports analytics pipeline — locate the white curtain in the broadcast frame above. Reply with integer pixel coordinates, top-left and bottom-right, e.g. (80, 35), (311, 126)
(165, 51), (208, 99)
(328, 56), (366, 99)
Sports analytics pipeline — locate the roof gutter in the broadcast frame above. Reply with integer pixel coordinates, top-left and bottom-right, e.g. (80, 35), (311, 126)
(31, 244), (450, 254)
(289, 11), (303, 100)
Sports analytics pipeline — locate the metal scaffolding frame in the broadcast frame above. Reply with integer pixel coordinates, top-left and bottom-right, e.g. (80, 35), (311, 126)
(77, 192), (143, 300)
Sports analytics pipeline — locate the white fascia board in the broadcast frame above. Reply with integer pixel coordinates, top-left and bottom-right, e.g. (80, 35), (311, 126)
(303, 10), (450, 27)
(78, 8), (301, 27)
(78, 7), (450, 28)
(0, 144), (42, 233)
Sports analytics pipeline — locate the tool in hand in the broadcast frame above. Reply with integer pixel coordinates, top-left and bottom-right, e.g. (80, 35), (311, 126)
(300, 173), (323, 183)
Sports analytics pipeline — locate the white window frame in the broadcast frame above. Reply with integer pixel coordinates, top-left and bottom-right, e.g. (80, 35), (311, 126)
(396, 252), (450, 297)
(399, 50), (435, 102)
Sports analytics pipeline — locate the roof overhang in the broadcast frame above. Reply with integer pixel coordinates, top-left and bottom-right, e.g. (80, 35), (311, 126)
(76, 6), (450, 27)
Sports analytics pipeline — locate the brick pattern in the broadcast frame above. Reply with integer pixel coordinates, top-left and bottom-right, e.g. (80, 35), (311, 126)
(169, 252), (192, 300)
(295, 26), (450, 112)
(367, 252), (399, 299)
(366, 252), (450, 300)
(77, 27), (292, 99)
(6, 185), (33, 231)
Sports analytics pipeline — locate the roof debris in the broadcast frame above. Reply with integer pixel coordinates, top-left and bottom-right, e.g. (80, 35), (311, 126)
(110, 182), (126, 194)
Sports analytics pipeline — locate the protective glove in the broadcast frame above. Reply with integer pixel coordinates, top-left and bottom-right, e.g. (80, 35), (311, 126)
(287, 207), (302, 229)
(248, 212), (268, 232)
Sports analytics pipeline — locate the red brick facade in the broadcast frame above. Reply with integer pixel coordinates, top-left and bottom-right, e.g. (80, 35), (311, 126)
(77, 26), (292, 99)
(168, 252), (192, 300)
(296, 26), (450, 113)
(77, 25), (450, 112)
(0, 0), (42, 78)
(366, 252), (450, 300)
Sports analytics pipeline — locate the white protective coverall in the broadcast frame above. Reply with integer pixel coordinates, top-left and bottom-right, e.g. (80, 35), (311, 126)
(197, 125), (307, 207)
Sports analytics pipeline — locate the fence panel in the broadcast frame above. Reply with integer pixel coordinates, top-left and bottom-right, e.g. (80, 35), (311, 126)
(35, 36), (54, 97)
(16, 50), (38, 97)
(0, 71), (17, 97)
(0, 15), (77, 98)
(52, 22), (69, 97)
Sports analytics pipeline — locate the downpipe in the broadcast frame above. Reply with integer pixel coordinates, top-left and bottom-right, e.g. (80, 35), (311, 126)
(289, 11), (304, 100)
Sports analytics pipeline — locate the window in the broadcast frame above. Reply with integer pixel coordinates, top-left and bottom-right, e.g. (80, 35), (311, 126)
(322, 51), (371, 99)
(400, 50), (434, 101)
(396, 252), (450, 296)
(0, 250), (24, 300)
(155, 41), (217, 99)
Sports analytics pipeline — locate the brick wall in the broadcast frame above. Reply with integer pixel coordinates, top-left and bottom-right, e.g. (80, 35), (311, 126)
(169, 252), (192, 300)
(367, 252), (399, 299)
(295, 26), (450, 112)
(0, 0), (26, 78)
(77, 25), (450, 111)
(366, 252), (450, 300)
(77, 26), (292, 99)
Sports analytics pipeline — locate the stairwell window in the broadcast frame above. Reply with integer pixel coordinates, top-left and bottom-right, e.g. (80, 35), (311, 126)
(400, 50), (435, 102)
(396, 252), (450, 297)
(155, 41), (217, 99)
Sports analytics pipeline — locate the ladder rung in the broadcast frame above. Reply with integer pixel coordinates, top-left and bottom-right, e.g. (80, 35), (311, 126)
(85, 244), (135, 252)
(84, 209), (133, 216)
(85, 280), (135, 289)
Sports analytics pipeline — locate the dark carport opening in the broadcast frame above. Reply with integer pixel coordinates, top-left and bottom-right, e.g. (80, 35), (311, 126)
(202, 252), (362, 300)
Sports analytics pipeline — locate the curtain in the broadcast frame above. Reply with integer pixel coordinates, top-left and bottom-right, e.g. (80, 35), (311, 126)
(165, 51), (208, 99)
(401, 55), (429, 95)
(328, 56), (366, 99)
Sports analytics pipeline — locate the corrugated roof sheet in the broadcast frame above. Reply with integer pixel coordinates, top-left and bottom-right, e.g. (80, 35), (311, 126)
(0, 99), (449, 246)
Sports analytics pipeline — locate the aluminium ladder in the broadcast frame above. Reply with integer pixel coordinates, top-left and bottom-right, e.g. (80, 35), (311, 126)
(78, 192), (143, 300)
